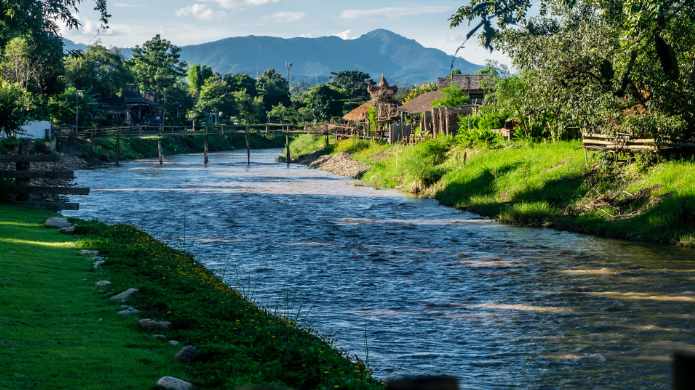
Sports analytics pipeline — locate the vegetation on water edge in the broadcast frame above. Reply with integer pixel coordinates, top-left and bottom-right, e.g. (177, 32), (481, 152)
(0, 205), (380, 389)
(290, 134), (695, 247)
(63, 133), (286, 165)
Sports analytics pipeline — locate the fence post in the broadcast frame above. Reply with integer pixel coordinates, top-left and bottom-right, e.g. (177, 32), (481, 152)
(285, 130), (291, 166)
(204, 124), (209, 166)
(245, 127), (250, 166)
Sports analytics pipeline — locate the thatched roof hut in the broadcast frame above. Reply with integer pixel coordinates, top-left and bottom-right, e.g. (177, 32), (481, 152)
(399, 90), (444, 114)
(342, 101), (374, 122)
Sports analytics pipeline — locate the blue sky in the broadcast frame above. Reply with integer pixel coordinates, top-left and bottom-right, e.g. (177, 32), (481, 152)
(63, 0), (510, 67)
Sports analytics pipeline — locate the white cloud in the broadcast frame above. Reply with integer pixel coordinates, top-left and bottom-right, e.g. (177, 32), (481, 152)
(214, 0), (279, 10)
(335, 30), (356, 40)
(176, 4), (221, 20)
(266, 11), (305, 23)
(340, 6), (451, 19)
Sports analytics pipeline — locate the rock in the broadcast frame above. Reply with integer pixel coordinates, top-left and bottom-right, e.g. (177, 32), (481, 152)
(175, 345), (200, 363)
(93, 259), (106, 270)
(80, 250), (99, 257)
(308, 153), (369, 178)
(153, 334), (167, 340)
(45, 217), (72, 229)
(60, 226), (75, 234)
(117, 306), (140, 317)
(156, 376), (193, 390)
(109, 288), (139, 303)
(139, 319), (172, 332)
(95, 280), (112, 289)
(168, 340), (180, 347)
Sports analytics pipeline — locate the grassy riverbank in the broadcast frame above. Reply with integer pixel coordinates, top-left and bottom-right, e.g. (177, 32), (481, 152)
(0, 204), (379, 389)
(291, 135), (695, 247)
(63, 133), (286, 165)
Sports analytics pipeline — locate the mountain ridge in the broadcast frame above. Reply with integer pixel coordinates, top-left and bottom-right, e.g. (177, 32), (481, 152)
(64, 29), (482, 86)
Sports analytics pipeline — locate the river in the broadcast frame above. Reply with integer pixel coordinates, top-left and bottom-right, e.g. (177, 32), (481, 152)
(66, 149), (695, 389)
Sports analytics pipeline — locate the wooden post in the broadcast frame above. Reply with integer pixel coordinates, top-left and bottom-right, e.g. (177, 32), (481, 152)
(115, 130), (121, 167)
(157, 138), (163, 166)
(245, 127), (250, 166)
(285, 130), (291, 166)
(444, 108), (450, 136)
(324, 132), (329, 149)
(204, 125), (209, 166)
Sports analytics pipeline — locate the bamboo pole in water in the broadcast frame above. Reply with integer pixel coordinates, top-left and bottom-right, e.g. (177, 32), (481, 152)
(204, 125), (209, 166)
(285, 129), (291, 166)
(245, 127), (250, 166)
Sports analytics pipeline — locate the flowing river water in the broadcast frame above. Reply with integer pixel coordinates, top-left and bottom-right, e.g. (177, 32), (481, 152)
(66, 149), (695, 389)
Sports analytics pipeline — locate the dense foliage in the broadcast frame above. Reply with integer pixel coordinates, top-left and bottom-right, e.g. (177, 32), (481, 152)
(451, 0), (695, 142)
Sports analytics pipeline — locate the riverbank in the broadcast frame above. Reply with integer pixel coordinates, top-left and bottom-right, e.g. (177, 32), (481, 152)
(0, 204), (379, 389)
(290, 135), (695, 247)
(65, 132), (286, 167)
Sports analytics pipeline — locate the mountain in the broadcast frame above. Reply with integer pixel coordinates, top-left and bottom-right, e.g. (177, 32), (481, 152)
(64, 29), (482, 86)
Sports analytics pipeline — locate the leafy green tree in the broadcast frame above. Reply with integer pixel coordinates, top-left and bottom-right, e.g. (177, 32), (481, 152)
(129, 34), (187, 103)
(1, 33), (63, 95)
(0, 80), (34, 136)
(224, 73), (257, 97)
(187, 64), (214, 98)
(451, 0), (695, 140)
(0, 0), (109, 49)
(432, 84), (470, 108)
(192, 75), (236, 121)
(233, 90), (263, 124)
(329, 70), (373, 102)
(64, 44), (132, 100)
(303, 85), (343, 122)
(256, 69), (290, 112)
(48, 86), (97, 128)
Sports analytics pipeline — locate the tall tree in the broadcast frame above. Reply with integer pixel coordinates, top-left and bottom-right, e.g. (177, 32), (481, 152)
(329, 70), (374, 102)
(256, 69), (290, 112)
(129, 34), (187, 103)
(186, 64), (214, 98)
(224, 73), (257, 97)
(192, 75), (236, 121)
(0, 80), (34, 136)
(64, 44), (132, 100)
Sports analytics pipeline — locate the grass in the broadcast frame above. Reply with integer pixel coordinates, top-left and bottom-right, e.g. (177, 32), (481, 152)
(0, 205), (184, 390)
(290, 136), (695, 246)
(0, 204), (380, 389)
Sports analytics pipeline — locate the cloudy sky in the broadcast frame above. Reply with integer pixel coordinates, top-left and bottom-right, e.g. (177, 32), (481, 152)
(63, 0), (510, 67)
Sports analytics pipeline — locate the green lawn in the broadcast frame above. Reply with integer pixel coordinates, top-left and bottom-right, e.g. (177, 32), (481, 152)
(0, 205), (183, 390)
(0, 205), (380, 389)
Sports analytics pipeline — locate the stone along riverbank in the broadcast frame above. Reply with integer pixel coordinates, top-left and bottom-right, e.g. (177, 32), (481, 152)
(65, 149), (695, 389)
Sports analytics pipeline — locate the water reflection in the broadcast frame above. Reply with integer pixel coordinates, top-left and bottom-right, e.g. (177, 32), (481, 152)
(67, 149), (695, 389)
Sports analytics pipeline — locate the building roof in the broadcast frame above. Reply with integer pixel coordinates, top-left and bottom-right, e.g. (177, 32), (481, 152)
(437, 74), (487, 92)
(399, 90), (444, 114)
(343, 101), (374, 122)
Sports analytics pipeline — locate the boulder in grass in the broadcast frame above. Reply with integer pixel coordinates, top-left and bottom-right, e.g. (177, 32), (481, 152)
(109, 288), (139, 303)
(139, 319), (172, 332)
(60, 226), (76, 234)
(80, 250), (100, 257)
(175, 345), (200, 363)
(45, 217), (72, 229)
(117, 306), (140, 317)
(93, 259), (106, 270)
(95, 280), (112, 289)
(156, 376), (193, 390)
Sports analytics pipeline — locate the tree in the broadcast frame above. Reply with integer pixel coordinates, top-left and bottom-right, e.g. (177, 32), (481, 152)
(130, 35), (187, 103)
(0, 0), (109, 49)
(256, 69), (289, 112)
(64, 44), (132, 100)
(1, 33), (64, 95)
(432, 84), (470, 108)
(224, 73), (257, 97)
(451, 0), (695, 140)
(192, 75), (236, 121)
(187, 64), (214, 98)
(48, 86), (97, 128)
(329, 70), (373, 102)
(0, 80), (34, 136)
(303, 85), (343, 121)
(232, 89), (262, 124)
